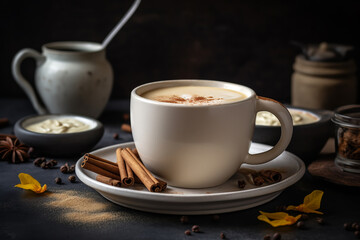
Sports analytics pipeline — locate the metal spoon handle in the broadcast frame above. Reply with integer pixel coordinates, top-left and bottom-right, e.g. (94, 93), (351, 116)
(102, 0), (141, 48)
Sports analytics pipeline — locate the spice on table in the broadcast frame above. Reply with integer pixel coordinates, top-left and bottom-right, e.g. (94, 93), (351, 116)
(184, 230), (191, 236)
(286, 190), (324, 214)
(55, 177), (62, 184)
(116, 148), (134, 186)
(68, 175), (76, 183)
(263, 234), (271, 240)
(33, 157), (46, 167)
(180, 216), (189, 224)
(272, 232), (281, 240)
(220, 232), (226, 239)
(113, 133), (119, 140)
(41, 161), (49, 169)
(192, 225), (200, 233)
(14, 173), (47, 193)
(296, 221), (306, 229)
(355, 231), (360, 238)
(0, 136), (29, 163)
(121, 123), (132, 133)
(69, 164), (75, 173)
(60, 163), (69, 173)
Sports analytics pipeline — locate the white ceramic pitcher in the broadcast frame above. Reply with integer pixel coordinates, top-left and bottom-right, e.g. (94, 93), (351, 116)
(12, 41), (113, 118)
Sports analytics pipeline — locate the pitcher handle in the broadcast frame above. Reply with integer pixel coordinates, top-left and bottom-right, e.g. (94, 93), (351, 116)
(244, 96), (293, 164)
(12, 48), (47, 114)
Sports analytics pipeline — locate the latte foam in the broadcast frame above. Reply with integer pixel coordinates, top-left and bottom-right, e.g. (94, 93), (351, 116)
(141, 86), (246, 105)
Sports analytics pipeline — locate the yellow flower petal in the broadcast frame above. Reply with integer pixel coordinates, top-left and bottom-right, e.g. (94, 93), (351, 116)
(258, 211), (301, 227)
(286, 190), (324, 214)
(14, 173), (47, 193)
(303, 190), (323, 211)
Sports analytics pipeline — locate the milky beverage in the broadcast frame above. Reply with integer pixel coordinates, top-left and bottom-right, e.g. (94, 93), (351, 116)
(141, 86), (247, 105)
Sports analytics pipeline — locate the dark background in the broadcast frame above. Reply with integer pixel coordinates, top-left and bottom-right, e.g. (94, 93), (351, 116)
(1, 0), (360, 103)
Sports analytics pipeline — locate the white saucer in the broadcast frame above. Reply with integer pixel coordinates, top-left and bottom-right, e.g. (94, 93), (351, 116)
(75, 142), (305, 215)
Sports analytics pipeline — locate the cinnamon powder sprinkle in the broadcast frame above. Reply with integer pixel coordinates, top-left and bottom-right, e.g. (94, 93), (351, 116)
(154, 95), (223, 105)
(45, 190), (125, 224)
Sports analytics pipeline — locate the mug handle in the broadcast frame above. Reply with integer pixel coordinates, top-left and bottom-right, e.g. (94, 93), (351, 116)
(12, 48), (47, 114)
(244, 96), (293, 165)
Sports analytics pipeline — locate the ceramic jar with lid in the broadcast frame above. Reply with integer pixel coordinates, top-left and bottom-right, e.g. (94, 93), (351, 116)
(291, 42), (357, 110)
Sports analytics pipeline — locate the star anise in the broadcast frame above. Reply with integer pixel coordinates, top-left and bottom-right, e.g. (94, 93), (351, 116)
(0, 136), (29, 163)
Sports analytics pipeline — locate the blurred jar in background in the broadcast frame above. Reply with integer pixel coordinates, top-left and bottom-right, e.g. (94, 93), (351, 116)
(291, 42), (357, 110)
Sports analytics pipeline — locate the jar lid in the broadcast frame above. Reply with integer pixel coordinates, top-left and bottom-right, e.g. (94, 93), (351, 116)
(292, 41), (354, 62)
(332, 105), (360, 128)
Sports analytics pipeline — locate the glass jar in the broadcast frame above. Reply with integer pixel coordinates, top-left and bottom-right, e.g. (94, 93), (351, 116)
(332, 105), (360, 173)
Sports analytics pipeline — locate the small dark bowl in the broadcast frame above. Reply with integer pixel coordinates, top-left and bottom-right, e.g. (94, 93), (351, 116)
(253, 106), (333, 164)
(14, 114), (104, 157)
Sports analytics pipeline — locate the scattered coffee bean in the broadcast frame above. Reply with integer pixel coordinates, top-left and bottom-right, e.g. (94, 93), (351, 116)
(69, 164), (75, 173)
(344, 222), (353, 231)
(40, 161), (48, 169)
(316, 217), (325, 225)
(184, 230), (191, 236)
(355, 224), (360, 231)
(296, 221), (305, 229)
(46, 159), (58, 168)
(180, 216), (189, 224)
(220, 232), (226, 239)
(60, 163), (69, 173)
(263, 234), (271, 240)
(113, 133), (119, 140)
(122, 113), (130, 121)
(352, 222), (359, 230)
(212, 214), (220, 221)
(355, 231), (360, 238)
(192, 225), (200, 233)
(271, 232), (281, 240)
(33, 157), (46, 167)
(68, 175), (76, 183)
(237, 180), (246, 188)
(27, 147), (34, 157)
(300, 214), (309, 221)
(55, 177), (62, 184)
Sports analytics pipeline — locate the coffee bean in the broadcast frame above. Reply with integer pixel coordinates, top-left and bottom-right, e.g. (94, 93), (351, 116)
(316, 217), (324, 225)
(33, 157), (45, 166)
(271, 232), (281, 240)
(180, 216), (189, 224)
(220, 232), (226, 239)
(263, 234), (271, 240)
(354, 231), (360, 238)
(113, 133), (119, 140)
(68, 175), (76, 183)
(60, 164), (69, 173)
(344, 222), (353, 231)
(184, 230), (191, 236)
(40, 161), (48, 169)
(55, 177), (62, 184)
(192, 225), (200, 233)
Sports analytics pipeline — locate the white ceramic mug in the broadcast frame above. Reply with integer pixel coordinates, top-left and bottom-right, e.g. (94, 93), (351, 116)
(12, 41), (113, 118)
(131, 80), (293, 188)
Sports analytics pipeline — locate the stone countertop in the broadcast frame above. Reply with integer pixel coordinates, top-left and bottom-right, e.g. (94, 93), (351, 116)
(0, 99), (359, 240)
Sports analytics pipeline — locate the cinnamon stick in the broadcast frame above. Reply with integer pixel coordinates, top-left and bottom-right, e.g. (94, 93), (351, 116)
(84, 153), (118, 166)
(81, 161), (122, 181)
(96, 174), (122, 187)
(259, 170), (282, 183)
(83, 155), (119, 175)
(121, 148), (166, 192)
(116, 148), (134, 186)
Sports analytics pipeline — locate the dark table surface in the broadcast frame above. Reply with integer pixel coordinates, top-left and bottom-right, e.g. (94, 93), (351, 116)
(0, 99), (359, 240)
